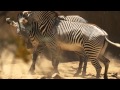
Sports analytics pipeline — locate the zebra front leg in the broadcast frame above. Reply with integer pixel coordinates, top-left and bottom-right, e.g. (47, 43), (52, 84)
(74, 60), (83, 77)
(50, 48), (60, 74)
(29, 43), (45, 74)
(46, 42), (60, 77)
(81, 54), (88, 76)
(29, 50), (39, 74)
(82, 60), (87, 76)
(74, 51), (87, 77)
(74, 58), (87, 77)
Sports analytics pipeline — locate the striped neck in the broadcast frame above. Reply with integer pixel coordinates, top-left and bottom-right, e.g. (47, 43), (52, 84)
(28, 11), (58, 34)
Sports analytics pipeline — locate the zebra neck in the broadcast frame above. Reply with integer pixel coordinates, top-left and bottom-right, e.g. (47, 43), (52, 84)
(40, 18), (59, 35)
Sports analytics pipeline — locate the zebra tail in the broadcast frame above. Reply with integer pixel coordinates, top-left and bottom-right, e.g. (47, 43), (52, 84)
(105, 36), (120, 48)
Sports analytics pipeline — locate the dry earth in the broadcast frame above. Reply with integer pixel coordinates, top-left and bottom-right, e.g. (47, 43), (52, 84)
(0, 49), (120, 79)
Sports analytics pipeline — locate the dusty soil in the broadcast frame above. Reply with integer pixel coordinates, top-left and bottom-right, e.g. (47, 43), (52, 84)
(0, 49), (120, 79)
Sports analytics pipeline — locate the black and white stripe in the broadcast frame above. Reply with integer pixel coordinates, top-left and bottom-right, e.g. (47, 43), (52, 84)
(16, 11), (120, 79)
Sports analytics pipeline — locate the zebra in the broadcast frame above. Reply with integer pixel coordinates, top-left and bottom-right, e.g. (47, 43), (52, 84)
(6, 18), (46, 73)
(58, 15), (88, 23)
(14, 11), (113, 79)
(17, 11), (120, 79)
(6, 15), (88, 76)
(6, 18), (33, 49)
(6, 17), (88, 76)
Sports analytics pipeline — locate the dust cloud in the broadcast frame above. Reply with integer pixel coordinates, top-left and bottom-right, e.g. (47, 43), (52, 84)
(0, 48), (120, 79)
(105, 52), (120, 74)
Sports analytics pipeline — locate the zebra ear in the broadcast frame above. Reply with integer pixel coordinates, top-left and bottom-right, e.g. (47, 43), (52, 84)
(22, 11), (32, 17)
(52, 11), (61, 17)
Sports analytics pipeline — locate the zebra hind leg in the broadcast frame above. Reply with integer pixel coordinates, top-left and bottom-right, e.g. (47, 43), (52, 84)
(99, 55), (110, 79)
(91, 59), (102, 79)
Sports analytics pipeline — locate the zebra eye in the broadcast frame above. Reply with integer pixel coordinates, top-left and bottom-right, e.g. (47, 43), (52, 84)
(23, 13), (29, 18)
(22, 19), (28, 24)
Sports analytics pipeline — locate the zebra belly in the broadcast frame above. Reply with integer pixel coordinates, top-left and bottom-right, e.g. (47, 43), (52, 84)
(57, 41), (82, 51)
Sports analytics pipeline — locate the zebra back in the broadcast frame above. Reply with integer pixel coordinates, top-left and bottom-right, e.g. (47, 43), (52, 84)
(58, 15), (88, 23)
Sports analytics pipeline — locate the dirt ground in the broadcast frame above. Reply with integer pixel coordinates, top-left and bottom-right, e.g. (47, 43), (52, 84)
(0, 49), (120, 79)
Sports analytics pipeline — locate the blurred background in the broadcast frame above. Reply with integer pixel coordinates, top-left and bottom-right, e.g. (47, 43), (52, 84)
(0, 11), (120, 79)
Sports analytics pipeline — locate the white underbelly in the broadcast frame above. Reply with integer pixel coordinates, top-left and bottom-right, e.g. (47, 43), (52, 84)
(57, 41), (82, 51)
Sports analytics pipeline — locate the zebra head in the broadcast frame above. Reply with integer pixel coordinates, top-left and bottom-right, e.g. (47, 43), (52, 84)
(19, 11), (60, 33)
(6, 18), (21, 34)
(6, 17), (33, 49)
(22, 11), (32, 18)
(17, 12), (33, 32)
(20, 11), (59, 23)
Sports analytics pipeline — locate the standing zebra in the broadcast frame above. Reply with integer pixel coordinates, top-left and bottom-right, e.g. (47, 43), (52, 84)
(17, 11), (120, 79)
(6, 16), (88, 76)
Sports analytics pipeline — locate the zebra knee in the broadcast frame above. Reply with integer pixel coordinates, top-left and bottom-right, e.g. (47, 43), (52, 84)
(104, 58), (110, 66)
(91, 60), (102, 74)
(106, 59), (110, 64)
(99, 56), (110, 65)
(52, 59), (59, 68)
(97, 66), (102, 72)
(105, 60), (110, 67)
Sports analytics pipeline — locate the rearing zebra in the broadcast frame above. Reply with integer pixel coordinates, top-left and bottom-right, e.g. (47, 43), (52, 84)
(16, 11), (120, 79)
(6, 15), (88, 76)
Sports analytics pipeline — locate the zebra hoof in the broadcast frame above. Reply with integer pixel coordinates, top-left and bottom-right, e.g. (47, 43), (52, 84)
(40, 76), (47, 79)
(28, 70), (35, 75)
(96, 76), (101, 79)
(104, 75), (108, 79)
(51, 73), (62, 79)
(82, 72), (86, 77)
(52, 70), (60, 74)
(74, 73), (79, 77)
